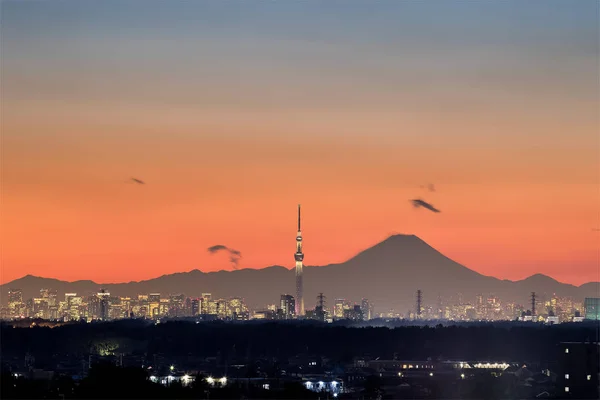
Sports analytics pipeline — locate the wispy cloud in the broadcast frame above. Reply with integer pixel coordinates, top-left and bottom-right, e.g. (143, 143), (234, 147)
(420, 183), (436, 192)
(207, 245), (242, 269)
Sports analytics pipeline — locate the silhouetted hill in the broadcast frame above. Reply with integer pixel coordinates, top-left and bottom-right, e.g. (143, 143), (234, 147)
(2, 235), (598, 312)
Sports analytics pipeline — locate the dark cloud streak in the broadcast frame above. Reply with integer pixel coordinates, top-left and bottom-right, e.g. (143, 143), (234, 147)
(410, 198), (441, 213)
(207, 244), (242, 269)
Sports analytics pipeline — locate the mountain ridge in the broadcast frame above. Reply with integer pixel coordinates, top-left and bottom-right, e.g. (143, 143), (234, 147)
(2, 234), (597, 311)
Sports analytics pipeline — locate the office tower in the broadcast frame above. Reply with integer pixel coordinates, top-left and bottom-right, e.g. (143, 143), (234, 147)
(148, 293), (160, 318)
(191, 298), (200, 316)
(201, 293), (211, 314)
(584, 298), (600, 320)
(315, 293), (327, 322)
(8, 288), (22, 304)
(168, 294), (185, 317)
(334, 299), (345, 319)
(216, 299), (228, 319)
(33, 297), (49, 319)
(65, 293), (77, 306)
(294, 204), (305, 316)
(159, 299), (170, 316)
(280, 294), (296, 319)
(361, 298), (371, 320)
(98, 289), (110, 321)
(8, 289), (23, 317)
(48, 289), (58, 306)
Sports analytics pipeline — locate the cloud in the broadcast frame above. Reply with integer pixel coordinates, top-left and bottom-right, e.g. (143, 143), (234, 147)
(410, 198), (441, 213)
(130, 177), (145, 184)
(420, 183), (436, 192)
(207, 245), (228, 253)
(207, 245), (242, 269)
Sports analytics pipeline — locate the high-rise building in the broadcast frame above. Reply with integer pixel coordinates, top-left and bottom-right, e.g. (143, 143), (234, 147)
(191, 298), (200, 316)
(168, 294), (185, 317)
(416, 290), (423, 319)
(8, 289), (23, 317)
(334, 299), (346, 319)
(201, 293), (212, 315)
(315, 293), (327, 322)
(8, 288), (22, 304)
(294, 204), (305, 316)
(98, 289), (110, 321)
(216, 299), (228, 319)
(280, 294), (295, 319)
(361, 299), (371, 320)
(48, 289), (58, 306)
(584, 298), (600, 320)
(148, 293), (160, 318)
(343, 304), (364, 321)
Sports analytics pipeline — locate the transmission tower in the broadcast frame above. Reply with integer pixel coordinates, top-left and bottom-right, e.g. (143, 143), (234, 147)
(416, 290), (422, 319)
(531, 292), (536, 317)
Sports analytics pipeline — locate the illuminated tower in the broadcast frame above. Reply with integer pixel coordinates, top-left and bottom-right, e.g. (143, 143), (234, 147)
(295, 204), (305, 316)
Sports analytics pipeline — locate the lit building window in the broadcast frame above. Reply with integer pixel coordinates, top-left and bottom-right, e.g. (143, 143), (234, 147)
(565, 374), (569, 379)
(587, 375), (592, 381)
(565, 387), (569, 392)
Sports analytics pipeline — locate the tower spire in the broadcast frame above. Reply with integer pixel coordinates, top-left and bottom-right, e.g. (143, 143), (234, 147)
(295, 204), (305, 316)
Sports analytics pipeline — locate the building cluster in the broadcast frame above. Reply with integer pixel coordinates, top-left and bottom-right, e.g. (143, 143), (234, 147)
(4, 286), (596, 325)
(3, 287), (378, 323)
(3, 288), (252, 322)
(404, 292), (588, 323)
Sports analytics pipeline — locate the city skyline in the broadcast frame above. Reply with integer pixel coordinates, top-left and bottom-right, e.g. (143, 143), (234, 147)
(3, 283), (593, 323)
(2, 0), (599, 286)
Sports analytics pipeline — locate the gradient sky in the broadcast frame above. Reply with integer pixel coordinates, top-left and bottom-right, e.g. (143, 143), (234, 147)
(2, 0), (599, 285)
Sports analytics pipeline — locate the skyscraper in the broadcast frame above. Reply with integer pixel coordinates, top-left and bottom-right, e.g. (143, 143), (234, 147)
(8, 289), (22, 305)
(280, 294), (296, 319)
(294, 204), (305, 316)
(98, 289), (110, 321)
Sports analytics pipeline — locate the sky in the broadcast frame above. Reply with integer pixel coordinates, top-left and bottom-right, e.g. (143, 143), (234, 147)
(1, 0), (599, 286)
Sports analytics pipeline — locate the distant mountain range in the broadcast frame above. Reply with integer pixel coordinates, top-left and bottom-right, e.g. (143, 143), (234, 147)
(2, 234), (598, 312)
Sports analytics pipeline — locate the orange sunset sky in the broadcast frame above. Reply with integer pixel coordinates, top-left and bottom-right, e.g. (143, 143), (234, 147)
(1, 0), (599, 285)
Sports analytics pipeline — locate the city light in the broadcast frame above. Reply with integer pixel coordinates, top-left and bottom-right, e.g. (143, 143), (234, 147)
(206, 377), (214, 384)
(220, 377), (227, 385)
